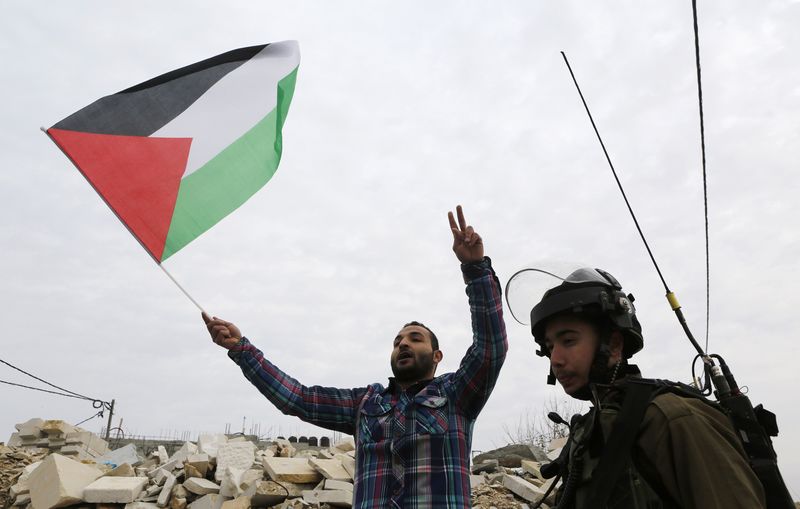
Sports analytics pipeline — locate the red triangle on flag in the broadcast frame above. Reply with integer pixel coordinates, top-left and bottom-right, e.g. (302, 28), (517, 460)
(48, 128), (192, 262)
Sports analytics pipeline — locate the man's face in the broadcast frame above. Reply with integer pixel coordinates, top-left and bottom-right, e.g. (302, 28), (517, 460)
(391, 325), (442, 384)
(544, 315), (600, 397)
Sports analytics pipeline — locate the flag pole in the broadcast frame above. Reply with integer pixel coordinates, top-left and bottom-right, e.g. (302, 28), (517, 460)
(159, 264), (206, 313)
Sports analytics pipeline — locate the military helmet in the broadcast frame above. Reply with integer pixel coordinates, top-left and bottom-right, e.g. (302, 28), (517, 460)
(528, 267), (643, 359)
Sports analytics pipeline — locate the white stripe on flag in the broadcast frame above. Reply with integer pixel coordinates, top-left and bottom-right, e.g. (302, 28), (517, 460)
(154, 40), (300, 177)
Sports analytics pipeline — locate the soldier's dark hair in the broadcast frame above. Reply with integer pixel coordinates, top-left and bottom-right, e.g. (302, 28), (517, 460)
(403, 321), (439, 351)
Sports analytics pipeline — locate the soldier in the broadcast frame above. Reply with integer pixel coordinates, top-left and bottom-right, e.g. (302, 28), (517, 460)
(525, 267), (766, 508)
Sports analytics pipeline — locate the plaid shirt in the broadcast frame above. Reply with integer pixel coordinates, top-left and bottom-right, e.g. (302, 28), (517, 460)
(228, 259), (507, 508)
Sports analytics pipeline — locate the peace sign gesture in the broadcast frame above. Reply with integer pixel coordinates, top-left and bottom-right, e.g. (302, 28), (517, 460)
(448, 205), (484, 264)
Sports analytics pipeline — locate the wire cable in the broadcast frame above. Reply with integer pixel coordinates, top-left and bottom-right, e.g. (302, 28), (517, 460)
(0, 357), (93, 400)
(691, 0), (712, 352)
(0, 379), (91, 400)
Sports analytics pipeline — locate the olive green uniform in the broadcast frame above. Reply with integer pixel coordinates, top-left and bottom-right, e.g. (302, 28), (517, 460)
(564, 379), (767, 508)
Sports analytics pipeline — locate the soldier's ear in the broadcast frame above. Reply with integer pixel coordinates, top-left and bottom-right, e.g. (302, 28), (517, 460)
(608, 330), (624, 364)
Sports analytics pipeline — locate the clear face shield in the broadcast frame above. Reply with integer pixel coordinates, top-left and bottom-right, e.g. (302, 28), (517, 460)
(504, 263), (621, 327)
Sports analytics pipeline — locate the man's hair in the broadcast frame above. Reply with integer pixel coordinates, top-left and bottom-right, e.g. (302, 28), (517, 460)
(403, 321), (439, 351)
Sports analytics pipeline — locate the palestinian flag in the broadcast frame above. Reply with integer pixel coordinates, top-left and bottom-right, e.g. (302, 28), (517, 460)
(47, 41), (300, 262)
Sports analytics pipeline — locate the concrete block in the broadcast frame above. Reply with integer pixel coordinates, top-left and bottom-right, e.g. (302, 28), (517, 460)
(156, 446), (169, 464)
(273, 439), (295, 458)
(303, 489), (352, 507)
(7, 432), (23, 447)
(547, 436), (568, 452)
(308, 458), (351, 481)
(97, 444), (142, 467)
(185, 453), (209, 477)
(220, 495), (251, 509)
(168, 442), (198, 464)
(218, 467), (245, 497)
(262, 457), (321, 484)
(469, 475), (486, 489)
(546, 447), (562, 461)
(331, 438), (355, 453)
(242, 479), (293, 507)
(12, 493), (30, 506)
(197, 434), (228, 459)
(324, 479), (353, 492)
(184, 478), (221, 496)
(502, 474), (547, 503)
(156, 472), (175, 508)
(15, 418), (44, 438)
(335, 454), (355, 479)
(19, 461), (42, 482)
(471, 459), (499, 474)
(104, 463), (136, 478)
(521, 460), (545, 481)
(27, 453), (103, 509)
(41, 420), (75, 438)
(126, 503), (160, 509)
(10, 481), (29, 498)
(215, 442), (255, 481)
(186, 494), (227, 509)
(83, 476), (148, 503)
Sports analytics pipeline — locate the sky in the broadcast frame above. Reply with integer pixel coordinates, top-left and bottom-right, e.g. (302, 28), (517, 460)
(2, 0), (799, 496)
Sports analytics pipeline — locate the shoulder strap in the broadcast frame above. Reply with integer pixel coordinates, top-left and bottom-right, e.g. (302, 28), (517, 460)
(584, 380), (659, 506)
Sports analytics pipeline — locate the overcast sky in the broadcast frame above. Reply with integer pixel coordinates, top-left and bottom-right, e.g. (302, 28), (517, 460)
(2, 0), (799, 496)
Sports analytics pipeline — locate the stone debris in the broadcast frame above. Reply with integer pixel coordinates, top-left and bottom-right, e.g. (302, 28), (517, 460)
(1, 418), (576, 509)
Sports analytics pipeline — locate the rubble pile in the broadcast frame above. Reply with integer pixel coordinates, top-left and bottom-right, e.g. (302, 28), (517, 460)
(1, 417), (566, 509)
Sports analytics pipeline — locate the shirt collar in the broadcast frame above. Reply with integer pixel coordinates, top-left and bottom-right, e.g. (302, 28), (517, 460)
(386, 377), (434, 395)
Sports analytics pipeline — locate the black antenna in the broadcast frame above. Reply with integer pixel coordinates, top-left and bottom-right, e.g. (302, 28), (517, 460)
(560, 51), (706, 359)
(691, 0), (712, 353)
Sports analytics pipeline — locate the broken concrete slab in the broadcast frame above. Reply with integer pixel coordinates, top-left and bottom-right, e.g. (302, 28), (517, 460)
(471, 458), (499, 474)
(502, 474), (547, 503)
(167, 442), (198, 464)
(324, 479), (354, 492)
(184, 477), (221, 496)
(334, 454), (356, 479)
(215, 442), (255, 481)
(308, 458), (351, 481)
(197, 434), (228, 459)
(83, 476), (148, 503)
(125, 503), (160, 509)
(185, 453), (209, 477)
(97, 444), (142, 468)
(186, 494), (227, 509)
(303, 489), (352, 508)
(156, 472), (175, 508)
(521, 460), (545, 481)
(470, 475), (486, 489)
(220, 495), (251, 509)
(473, 443), (549, 467)
(27, 453), (103, 509)
(262, 457), (322, 484)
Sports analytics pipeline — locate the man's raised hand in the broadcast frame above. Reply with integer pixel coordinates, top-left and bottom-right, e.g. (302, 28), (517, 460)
(448, 205), (484, 264)
(202, 312), (243, 350)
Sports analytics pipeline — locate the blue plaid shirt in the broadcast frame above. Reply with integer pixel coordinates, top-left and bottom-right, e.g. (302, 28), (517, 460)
(228, 259), (507, 508)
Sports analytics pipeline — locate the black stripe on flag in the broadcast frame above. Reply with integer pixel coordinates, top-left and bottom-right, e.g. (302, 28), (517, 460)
(52, 44), (268, 137)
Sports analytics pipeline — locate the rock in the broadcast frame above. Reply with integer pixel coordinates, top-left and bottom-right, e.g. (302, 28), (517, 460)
(197, 434), (228, 459)
(186, 494), (226, 509)
(106, 463), (137, 478)
(471, 459), (499, 474)
(323, 479), (353, 492)
(473, 443), (548, 467)
(220, 495), (251, 509)
(521, 460), (545, 481)
(303, 489), (352, 507)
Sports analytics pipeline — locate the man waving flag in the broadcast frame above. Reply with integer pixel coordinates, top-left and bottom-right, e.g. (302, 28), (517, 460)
(47, 41), (300, 263)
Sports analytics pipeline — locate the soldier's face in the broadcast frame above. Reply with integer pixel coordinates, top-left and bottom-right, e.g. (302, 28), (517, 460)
(544, 316), (599, 397)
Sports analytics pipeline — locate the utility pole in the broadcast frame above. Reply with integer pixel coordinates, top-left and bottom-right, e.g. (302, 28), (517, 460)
(104, 399), (115, 441)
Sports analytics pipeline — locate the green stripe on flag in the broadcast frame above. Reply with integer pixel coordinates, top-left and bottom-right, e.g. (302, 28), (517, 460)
(161, 67), (298, 261)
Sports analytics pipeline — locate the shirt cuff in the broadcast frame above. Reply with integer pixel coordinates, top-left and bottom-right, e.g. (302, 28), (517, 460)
(226, 336), (250, 362)
(460, 256), (494, 283)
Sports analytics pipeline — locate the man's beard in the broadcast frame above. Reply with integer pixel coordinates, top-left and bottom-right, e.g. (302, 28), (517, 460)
(391, 350), (435, 384)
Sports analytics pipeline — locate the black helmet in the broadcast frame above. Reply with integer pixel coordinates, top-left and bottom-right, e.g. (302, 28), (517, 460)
(528, 267), (643, 359)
